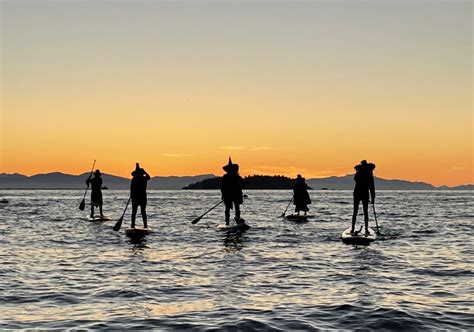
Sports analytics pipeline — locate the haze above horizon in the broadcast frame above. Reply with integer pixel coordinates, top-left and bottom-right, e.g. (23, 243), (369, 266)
(1, 1), (472, 186)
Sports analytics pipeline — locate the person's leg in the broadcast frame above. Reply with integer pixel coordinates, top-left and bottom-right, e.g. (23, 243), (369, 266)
(362, 199), (369, 235)
(296, 204), (302, 215)
(224, 201), (231, 225)
(141, 204), (148, 228)
(235, 203), (241, 222)
(351, 196), (360, 233)
(99, 204), (103, 217)
(131, 203), (138, 228)
(90, 204), (94, 218)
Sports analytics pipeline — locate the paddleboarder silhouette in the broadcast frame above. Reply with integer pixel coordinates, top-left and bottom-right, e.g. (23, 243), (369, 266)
(351, 160), (376, 236)
(293, 174), (311, 215)
(86, 169), (104, 218)
(221, 157), (244, 225)
(130, 163), (151, 228)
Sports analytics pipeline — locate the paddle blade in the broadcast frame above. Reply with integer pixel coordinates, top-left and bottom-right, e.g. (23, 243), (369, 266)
(79, 199), (85, 211)
(113, 216), (124, 232)
(191, 216), (202, 225)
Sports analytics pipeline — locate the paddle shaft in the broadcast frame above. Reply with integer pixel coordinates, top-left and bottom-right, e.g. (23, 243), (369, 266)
(82, 160), (96, 200)
(192, 200), (224, 224)
(372, 202), (380, 234)
(113, 197), (131, 231)
(121, 197), (131, 218)
(281, 196), (293, 217)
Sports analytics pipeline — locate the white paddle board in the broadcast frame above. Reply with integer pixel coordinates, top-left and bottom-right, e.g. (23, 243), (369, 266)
(87, 216), (111, 222)
(341, 227), (376, 245)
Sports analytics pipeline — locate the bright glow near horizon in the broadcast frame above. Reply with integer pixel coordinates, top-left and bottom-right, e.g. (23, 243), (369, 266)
(1, 1), (472, 186)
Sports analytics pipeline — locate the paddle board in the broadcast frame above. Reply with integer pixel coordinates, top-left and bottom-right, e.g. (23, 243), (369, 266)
(126, 227), (152, 238)
(87, 216), (111, 222)
(341, 227), (376, 245)
(217, 219), (251, 231)
(285, 214), (313, 222)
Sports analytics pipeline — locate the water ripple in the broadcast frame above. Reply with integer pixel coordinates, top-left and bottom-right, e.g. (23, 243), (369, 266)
(0, 189), (473, 330)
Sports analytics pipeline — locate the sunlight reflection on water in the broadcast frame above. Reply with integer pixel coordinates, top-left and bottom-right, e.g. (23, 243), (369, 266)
(0, 190), (473, 329)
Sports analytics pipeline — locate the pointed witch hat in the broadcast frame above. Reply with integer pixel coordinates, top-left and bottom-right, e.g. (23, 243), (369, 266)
(223, 157), (239, 172)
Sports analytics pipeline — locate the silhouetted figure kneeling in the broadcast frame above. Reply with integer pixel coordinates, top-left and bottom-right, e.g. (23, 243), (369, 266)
(86, 169), (104, 218)
(351, 160), (376, 236)
(293, 174), (311, 215)
(130, 163), (151, 228)
(221, 158), (244, 225)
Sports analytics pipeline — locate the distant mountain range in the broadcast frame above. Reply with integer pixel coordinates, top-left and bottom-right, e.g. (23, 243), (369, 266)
(0, 172), (214, 190)
(306, 175), (461, 190)
(1, 172), (471, 190)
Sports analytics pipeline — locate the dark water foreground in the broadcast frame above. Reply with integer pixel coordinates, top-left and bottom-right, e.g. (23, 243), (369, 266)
(0, 190), (472, 330)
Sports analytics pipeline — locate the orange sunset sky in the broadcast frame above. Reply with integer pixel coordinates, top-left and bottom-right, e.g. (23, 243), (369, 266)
(1, 1), (472, 186)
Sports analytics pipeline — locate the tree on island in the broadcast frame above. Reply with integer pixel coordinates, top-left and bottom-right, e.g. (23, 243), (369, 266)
(183, 175), (312, 190)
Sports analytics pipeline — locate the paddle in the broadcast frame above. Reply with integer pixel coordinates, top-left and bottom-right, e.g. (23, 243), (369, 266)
(191, 200), (224, 224)
(280, 196), (293, 217)
(79, 160), (96, 211)
(372, 202), (380, 234)
(113, 197), (131, 232)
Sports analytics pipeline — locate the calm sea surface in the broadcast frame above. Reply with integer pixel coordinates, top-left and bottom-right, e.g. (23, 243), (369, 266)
(0, 190), (472, 330)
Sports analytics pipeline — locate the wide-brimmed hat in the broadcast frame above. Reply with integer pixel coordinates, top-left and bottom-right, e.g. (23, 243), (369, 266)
(223, 157), (239, 172)
(94, 169), (101, 176)
(355, 160), (376, 171)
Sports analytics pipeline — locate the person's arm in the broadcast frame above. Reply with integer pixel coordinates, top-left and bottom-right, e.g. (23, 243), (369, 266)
(144, 170), (151, 181)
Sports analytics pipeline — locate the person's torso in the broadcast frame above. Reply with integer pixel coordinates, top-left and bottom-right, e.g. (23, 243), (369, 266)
(131, 177), (148, 196)
(293, 181), (307, 194)
(222, 174), (242, 194)
(90, 177), (102, 192)
(354, 169), (372, 191)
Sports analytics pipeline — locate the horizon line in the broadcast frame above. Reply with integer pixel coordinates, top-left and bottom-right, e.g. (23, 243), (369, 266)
(1, 171), (472, 188)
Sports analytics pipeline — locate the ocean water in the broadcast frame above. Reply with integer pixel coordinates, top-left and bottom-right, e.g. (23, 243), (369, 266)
(0, 190), (472, 330)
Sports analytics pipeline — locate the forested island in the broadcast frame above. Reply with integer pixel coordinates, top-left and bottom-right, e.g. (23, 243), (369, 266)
(183, 175), (312, 190)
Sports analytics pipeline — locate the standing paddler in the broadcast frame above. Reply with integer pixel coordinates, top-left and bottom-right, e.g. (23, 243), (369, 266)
(293, 174), (311, 215)
(351, 160), (376, 236)
(86, 169), (104, 218)
(130, 163), (151, 229)
(221, 157), (244, 225)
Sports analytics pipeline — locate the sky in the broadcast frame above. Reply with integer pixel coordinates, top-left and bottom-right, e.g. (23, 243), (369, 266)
(1, 0), (472, 186)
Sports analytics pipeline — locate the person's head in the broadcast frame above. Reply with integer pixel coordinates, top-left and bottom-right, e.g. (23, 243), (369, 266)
(354, 160), (375, 171)
(132, 167), (145, 177)
(223, 157), (239, 174)
(94, 169), (101, 177)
